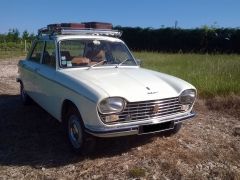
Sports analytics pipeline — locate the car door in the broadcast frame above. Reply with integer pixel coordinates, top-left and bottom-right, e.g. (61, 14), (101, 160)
(21, 41), (45, 100)
(33, 40), (60, 118)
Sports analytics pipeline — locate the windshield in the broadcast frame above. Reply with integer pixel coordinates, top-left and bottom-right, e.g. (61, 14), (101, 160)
(59, 39), (137, 68)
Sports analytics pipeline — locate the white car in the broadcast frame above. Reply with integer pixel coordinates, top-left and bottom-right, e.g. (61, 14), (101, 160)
(17, 22), (196, 153)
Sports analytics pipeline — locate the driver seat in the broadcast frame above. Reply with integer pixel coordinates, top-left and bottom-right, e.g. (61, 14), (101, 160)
(86, 50), (105, 62)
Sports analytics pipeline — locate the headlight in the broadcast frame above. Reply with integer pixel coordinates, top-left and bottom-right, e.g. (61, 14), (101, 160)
(179, 89), (196, 105)
(98, 97), (126, 114)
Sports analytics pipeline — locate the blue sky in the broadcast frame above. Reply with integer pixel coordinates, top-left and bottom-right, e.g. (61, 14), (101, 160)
(0, 0), (239, 34)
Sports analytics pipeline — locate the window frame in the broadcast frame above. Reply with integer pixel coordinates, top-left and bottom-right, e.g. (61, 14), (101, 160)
(42, 40), (57, 69)
(28, 40), (45, 64)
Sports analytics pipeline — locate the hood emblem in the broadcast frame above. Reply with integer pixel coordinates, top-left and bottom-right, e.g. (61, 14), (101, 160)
(151, 105), (160, 114)
(146, 87), (158, 94)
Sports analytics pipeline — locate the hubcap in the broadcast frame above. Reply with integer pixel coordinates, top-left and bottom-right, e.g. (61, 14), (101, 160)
(68, 115), (82, 149)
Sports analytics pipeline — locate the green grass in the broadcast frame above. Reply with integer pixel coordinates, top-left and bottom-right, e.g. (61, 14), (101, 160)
(128, 167), (146, 178)
(134, 52), (240, 97)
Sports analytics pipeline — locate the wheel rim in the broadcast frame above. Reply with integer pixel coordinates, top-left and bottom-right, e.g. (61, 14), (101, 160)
(68, 115), (83, 149)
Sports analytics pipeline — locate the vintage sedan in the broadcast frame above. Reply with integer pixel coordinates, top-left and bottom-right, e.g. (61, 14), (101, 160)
(17, 23), (196, 153)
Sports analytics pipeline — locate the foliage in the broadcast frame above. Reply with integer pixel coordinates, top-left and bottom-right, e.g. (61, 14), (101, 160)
(0, 28), (36, 43)
(22, 30), (29, 40)
(0, 28), (34, 56)
(0, 42), (31, 51)
(2, 26), (240, 54)
(6, 28), (20, 42)
(116, 26), (240, 53)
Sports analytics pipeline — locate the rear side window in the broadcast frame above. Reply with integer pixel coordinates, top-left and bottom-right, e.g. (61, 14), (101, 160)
(42, 41), (56, 68)
(30, 41), (44, 63)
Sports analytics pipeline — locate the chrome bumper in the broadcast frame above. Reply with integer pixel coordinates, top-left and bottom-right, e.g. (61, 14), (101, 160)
(85, 112), (196, 138)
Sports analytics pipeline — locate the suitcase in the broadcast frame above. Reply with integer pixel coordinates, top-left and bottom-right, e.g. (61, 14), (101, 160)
(47, 23), (86, 31)
(60, 23), (86, 29)
(47, 24), (61, 31)
(84, 22), (113, 29)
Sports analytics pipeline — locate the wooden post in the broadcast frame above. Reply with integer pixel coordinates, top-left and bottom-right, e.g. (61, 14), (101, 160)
(24, 40), (27, 52)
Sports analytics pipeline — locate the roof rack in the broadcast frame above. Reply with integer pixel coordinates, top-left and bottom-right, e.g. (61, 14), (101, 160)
(38, 22), (122, 38)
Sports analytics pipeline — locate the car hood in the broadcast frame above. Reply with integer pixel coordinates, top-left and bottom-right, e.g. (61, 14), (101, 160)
(62, 67), (195, 102)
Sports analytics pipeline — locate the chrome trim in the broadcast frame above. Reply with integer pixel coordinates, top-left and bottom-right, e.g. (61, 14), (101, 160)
(61, 29), (122, 37)
(99, 97), (186, 124)
(85, 112), (196, 138)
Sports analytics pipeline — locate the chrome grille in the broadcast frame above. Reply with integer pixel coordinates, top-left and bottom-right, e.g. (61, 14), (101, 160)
(100, 97), (184, 123)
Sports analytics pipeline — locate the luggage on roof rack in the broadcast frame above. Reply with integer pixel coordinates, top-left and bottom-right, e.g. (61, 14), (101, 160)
(83, 22), (113, 29)
(46, 22), (112, 31)
(38, 22), (121, 38)
(47, 23), (86, 31)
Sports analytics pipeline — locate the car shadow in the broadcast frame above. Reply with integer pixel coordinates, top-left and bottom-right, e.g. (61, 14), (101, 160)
(0, 94), (167, 168)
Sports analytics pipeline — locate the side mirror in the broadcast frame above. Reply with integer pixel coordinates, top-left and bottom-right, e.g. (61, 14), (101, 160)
(136, 59), (142, 66)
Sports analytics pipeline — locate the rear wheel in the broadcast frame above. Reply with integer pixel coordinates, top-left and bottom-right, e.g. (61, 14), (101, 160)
(20, 82), (31, 105)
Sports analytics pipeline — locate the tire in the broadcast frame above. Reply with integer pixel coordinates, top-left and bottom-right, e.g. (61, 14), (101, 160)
(162, 123), (182, 137)
(170, 122), (182, 134)
(66, 107), (86, 154)
(20, 82), (31, 105)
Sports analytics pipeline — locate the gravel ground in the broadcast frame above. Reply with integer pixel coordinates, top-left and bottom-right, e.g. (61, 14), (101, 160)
(0, 58), (239, 180)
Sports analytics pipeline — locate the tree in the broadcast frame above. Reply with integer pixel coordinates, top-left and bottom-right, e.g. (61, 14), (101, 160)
(0, 34), (6, 43)
(22, 30), (29, 41)
(6, 28), (20, 42)
(28, 33), (36, 41)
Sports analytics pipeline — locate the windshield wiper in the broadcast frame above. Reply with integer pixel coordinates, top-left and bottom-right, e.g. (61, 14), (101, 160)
(115, 58), (131, 68)
(87, 60), (106, 70)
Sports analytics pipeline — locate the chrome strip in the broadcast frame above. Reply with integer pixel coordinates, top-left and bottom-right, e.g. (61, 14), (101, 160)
(86, 112), (196, 138)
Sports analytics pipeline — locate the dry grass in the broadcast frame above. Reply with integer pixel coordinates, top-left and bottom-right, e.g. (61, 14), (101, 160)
(205, 94), (240, 119)
(0, 51), (26, 60)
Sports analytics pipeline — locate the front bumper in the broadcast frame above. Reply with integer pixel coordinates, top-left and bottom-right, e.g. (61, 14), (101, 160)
(85, 111), (196, 138)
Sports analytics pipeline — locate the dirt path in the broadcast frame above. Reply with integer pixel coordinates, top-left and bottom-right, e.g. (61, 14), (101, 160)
(0, 58), (239, 179)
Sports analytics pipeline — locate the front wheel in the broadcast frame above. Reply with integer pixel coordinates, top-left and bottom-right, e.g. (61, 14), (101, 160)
(162, 123), (182, 137)
(66, 107), (96, 154)
(170, 123), (182, 134)
(66, 107), (86, 154)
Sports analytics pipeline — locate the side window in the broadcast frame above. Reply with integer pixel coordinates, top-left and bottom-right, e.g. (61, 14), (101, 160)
(42, 41), (56, 68)
(30, 41), (44, 63)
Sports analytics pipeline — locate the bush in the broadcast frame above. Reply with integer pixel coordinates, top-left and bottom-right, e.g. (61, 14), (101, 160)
(116, 26), (240, 53)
